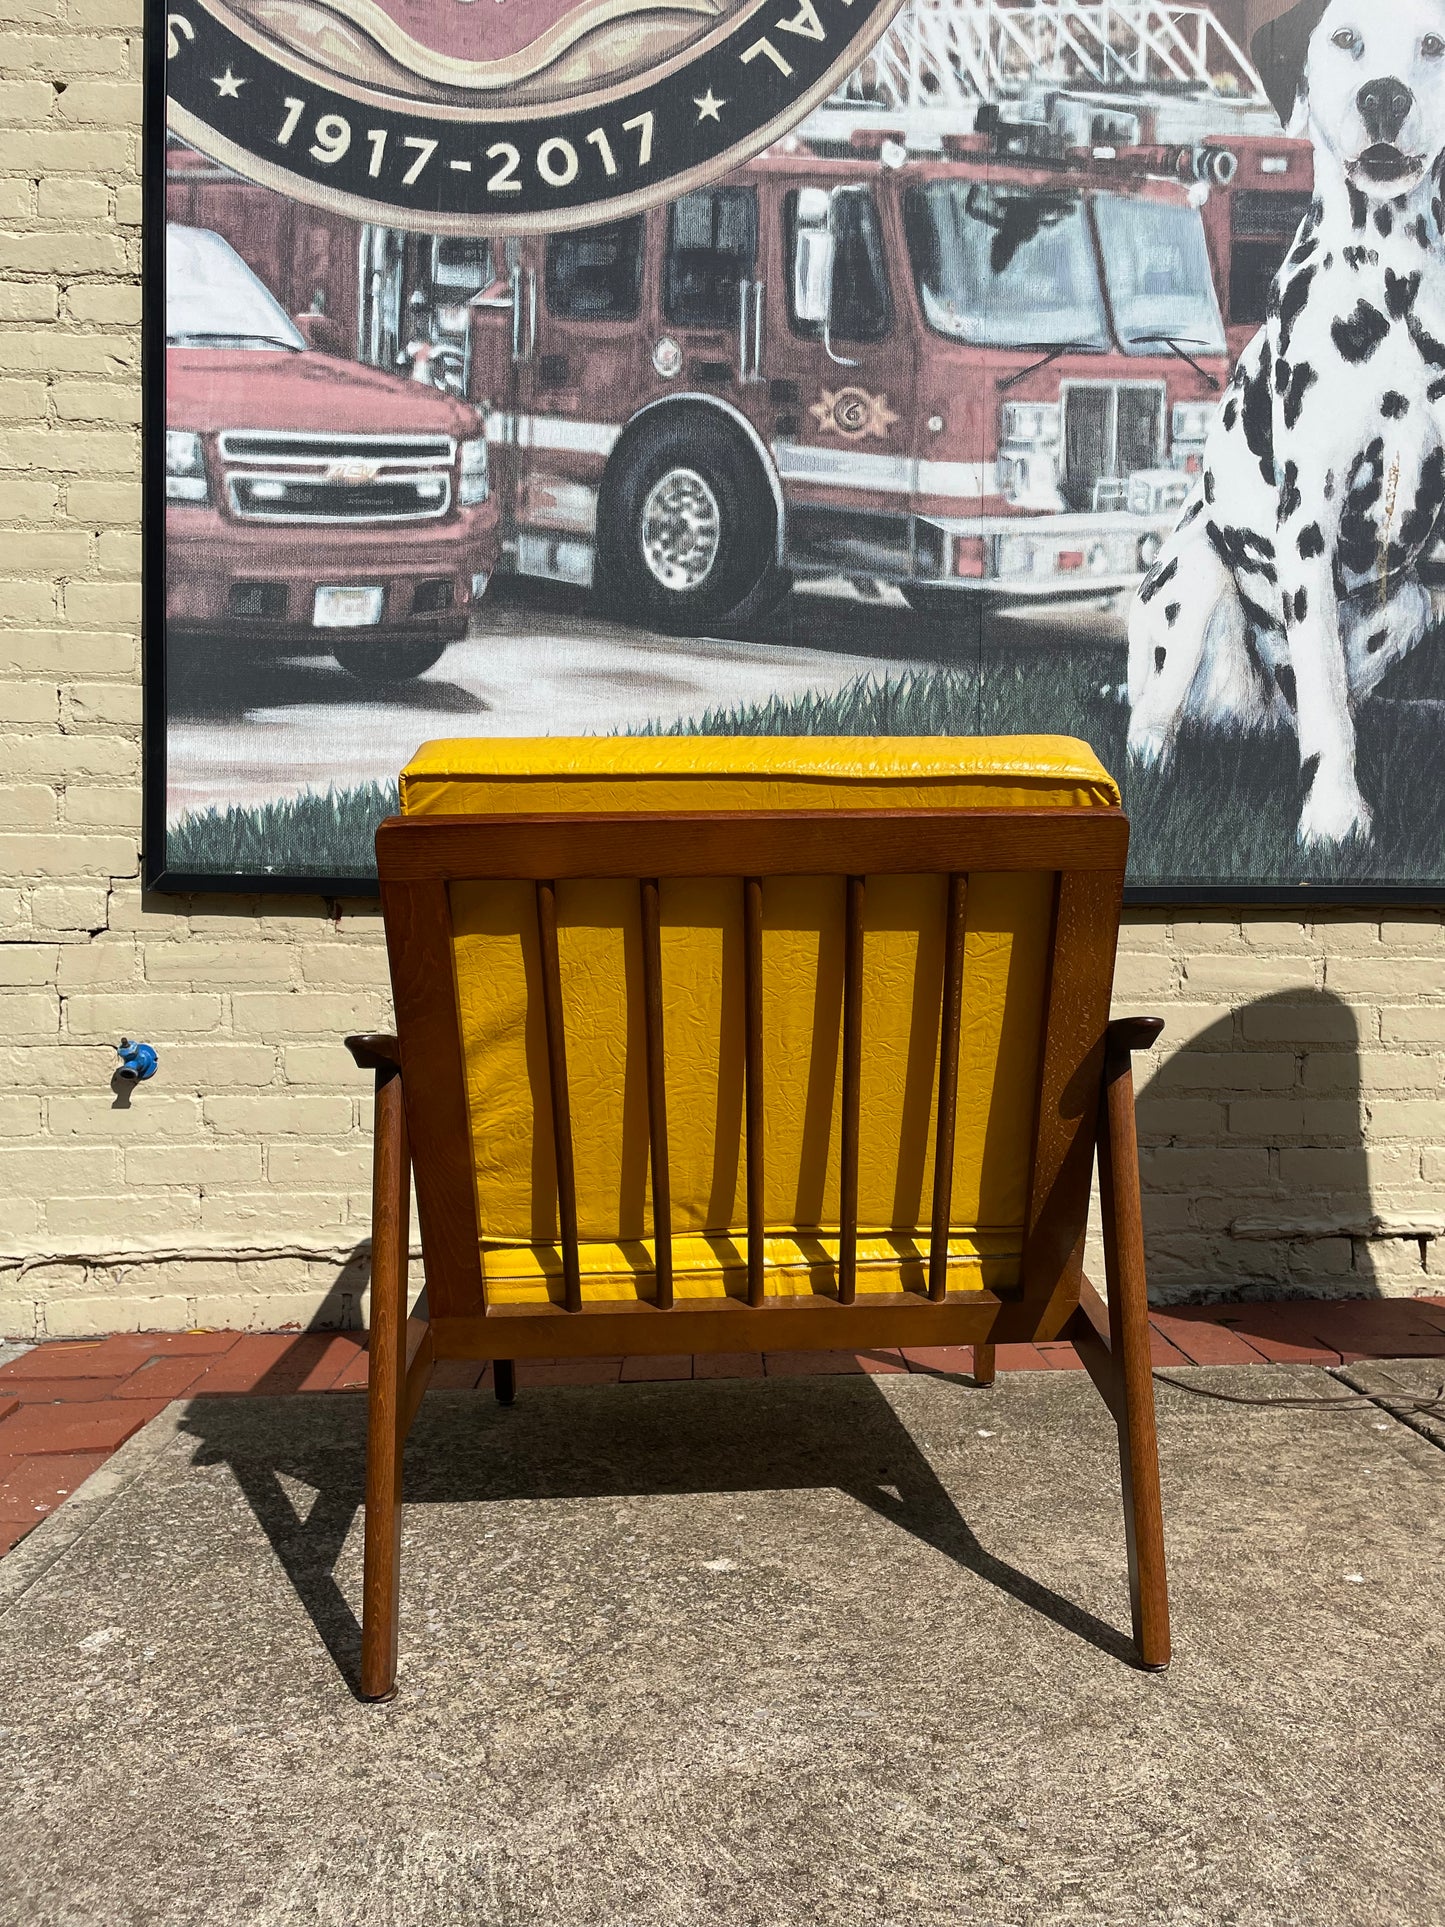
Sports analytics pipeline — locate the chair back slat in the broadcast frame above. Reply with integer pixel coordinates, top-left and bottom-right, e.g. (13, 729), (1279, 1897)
(638, 877), (674, 1310)
(837, 874), (866, 1306)
(928, 872), (969, 1302)
(743, 875), (766, 1309)
(535, 878), (582, 1313)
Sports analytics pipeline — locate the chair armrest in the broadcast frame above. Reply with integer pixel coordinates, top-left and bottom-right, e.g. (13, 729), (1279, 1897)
(1106, 1016), (1164, 1058)
(345, 1033), (402, 1075)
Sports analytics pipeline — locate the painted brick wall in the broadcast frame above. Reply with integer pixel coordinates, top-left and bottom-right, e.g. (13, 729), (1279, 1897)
(2, 4), (1443, 1336)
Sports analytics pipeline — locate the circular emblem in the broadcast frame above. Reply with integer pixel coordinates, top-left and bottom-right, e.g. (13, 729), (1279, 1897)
(164, 0), (906, 234)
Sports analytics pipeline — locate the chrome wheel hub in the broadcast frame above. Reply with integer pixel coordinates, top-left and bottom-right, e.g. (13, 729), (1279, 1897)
(640, 467), (721, 592)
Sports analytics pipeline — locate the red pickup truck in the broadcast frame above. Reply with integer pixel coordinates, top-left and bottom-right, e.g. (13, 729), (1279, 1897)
(165, 224), (499, 684)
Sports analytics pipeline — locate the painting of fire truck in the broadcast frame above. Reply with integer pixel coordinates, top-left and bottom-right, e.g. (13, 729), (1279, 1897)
(155, 0), (1445, 895)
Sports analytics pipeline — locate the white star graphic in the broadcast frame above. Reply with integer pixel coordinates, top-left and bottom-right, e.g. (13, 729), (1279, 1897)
(694, 89), (725, 123)
(211, 67), (245, 97)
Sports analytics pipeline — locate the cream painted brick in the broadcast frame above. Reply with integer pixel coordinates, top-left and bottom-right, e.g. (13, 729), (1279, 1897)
(0, 283), (56, 322)
(0, 530), (94, 575)
(156, 1044), (278, 1089)
(144, 941), (299, 987)
(1225, 1099), (1310, 1139)
(1285, 1238), (1355, 1280)
(63, 284), (139, 326)
(1139, 1147), (1273, 1193)
(1379, 915), (1445, 949)
(43, 1294), (192, 1336)
(1303, 1051), (1443, 1093)
(65, 579), (139, 625)
(66, 477), (138, 522)
(231, 992), (380, 1041)
(1116, 911), (1172, 952)
(204, 1093), (353, 1136)
(0, 682), (60, 723)
(1359, 1237), (1431, 1284)
(1379, 1007), (1445, 1047)
(0, 1095), (40, 1137)
(47, 1093), (202, 1139)
(0, 1044), (118, 1091)
(1143, 1005), (1240, 1051)
(1134, 1098), (1226, 1141)
(0, 229), (127, 274)
(54, 940), (140, 992)
(283, 1044), (384, 1086)
(65, 680), (141, 728)
(199, 1191), (348, 1235)
(37, 179), (109, 224)
(1240, 917), (1318, 954)
(1110, 952), (1175, 1002)
(1421, 1146), (1445, 1182)
(6, 729), (139, 783)
(0, 428), (135, 475)
(0, 943), (59, 986)
(1148, 1050), (1297, 1092)
(295, 945), (391, 989)
(0, 380), (50, 422)
(52, 79), (142, 124)
(63, 787), (140, 831)
(0, 579), (61, 624)
(1240, 999), (1364, 1045)
(1183, 954), (1319, 998)
(28, 883), (111, 934)
(1303, 918), (1383, 954)
(1170, 919), (1245, 954)
(0, 833), (135, 880)
(54, 383), (143, 429)
(1277, 1145), (1418, 1194)
(125, 1142), (263, 1187)
(1326, 956), (1445, 1001)
(1, 334), (136, 379)
(114, 183), (140, 226)
(0, 627), (135, 676)
(0, 30), (127, 74)
(63, 991), (224, 1041)
(95, 528), (139, 573)
(0, 988), (59, 1039)
(0, 784), (60, 827)
(0, 183), (34, 229)
(265, 1141), (373, 1188)
(1365, 1099), (1445, 1141)
(0, 480), (59, 521)
(43, 1191), (204, 1238)
(0, 1143), (121, 1191)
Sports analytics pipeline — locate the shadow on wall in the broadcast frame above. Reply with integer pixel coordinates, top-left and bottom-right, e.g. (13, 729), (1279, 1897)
(1133, 989), (1427, 1307)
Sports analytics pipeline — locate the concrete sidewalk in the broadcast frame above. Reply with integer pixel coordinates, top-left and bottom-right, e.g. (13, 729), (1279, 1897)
(0, 1366), (1440, 1927)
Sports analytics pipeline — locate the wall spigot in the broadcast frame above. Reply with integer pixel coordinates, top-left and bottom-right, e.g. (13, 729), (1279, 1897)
(115, 1038), (158, 1083)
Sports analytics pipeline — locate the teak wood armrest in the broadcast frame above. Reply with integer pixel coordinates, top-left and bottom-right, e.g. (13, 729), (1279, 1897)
(346, 1032), (402, 1077)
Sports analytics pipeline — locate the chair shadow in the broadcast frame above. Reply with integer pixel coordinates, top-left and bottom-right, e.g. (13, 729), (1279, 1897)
(179, 1372), (1137, 1699)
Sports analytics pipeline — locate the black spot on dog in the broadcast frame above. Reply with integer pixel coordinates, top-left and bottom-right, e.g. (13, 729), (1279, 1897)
(1365, 628), (1389, 653)
(1275, 665), (1297, 710)
(1275, 354), (1291, 394)
(1154, 646), (1167, 673)
(1382, 391), (1410, 419)
(1407, 312), (1445, 367)
(1412, 215), (1432, 248)
(1301, 753), (1321, 790)
(1289, 237), (1319, 266)
(1240, 594), (1284, 649)
(1165, 602), (1181, 628)
(1385, 269), (1421, 320)
(1204, 469), (1216, 505)
(1431, 375), (1445, 404)
(1277, 265), (1316, 354)
(1398, 446), (1445, 550)
(1207, 520), (1277, 584)
(1343, 246), (1378, 271)
(1332, 301), (1391, 364)
(1242, 354), (1276, 482)
(1223, 397), (1239, 431)
(1348, 182), (1369, 230)
(1375, 204), (1395, 239)
(1180, 498), (1204, 529)
(1283, 362), (1318, 431)
(1324, 470), (1337, 502)
(1138, 554), (1179, 605)
(1336, 440), (1388, 581)
(1293, 586), (1308, 622)
(1298, 521), (1326, 560)
(1279, 460), (1301, 525)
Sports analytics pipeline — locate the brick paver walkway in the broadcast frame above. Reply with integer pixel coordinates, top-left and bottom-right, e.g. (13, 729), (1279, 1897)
(3, 1295), (1444, 1556)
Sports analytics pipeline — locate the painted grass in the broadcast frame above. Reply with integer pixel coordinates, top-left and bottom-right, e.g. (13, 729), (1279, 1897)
(165, 637), (1445, 888)
(166, 782), (398, 878)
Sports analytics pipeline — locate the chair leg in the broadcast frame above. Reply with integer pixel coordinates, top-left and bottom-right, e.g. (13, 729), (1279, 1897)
(972, 1343), (997, 1387)
(1098, 1037), (1171, 1672)
(360, 1063), (410, 1702)
(493, 1359), (516, 1406)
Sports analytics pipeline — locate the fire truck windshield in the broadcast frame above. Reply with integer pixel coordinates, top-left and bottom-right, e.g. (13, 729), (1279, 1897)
(903, 181), (1109, 351)
(1093, 193), (1226, 358)
(165, 223), (306, 353)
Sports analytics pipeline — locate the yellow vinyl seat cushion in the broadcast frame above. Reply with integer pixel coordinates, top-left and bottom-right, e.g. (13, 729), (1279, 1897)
(400, 736), (1120, 1307)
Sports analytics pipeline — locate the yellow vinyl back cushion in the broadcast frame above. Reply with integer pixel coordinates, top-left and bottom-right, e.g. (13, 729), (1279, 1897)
(401, 737), (1119, 1306)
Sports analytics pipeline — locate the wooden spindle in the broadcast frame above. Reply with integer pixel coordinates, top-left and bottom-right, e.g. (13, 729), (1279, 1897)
(639, 877), (674, 1309)
(535, 879), (581, 1313)
(928, 873), (968, 1302)
(838, 874), (865, 1305)
(743, 875), (765, 1308)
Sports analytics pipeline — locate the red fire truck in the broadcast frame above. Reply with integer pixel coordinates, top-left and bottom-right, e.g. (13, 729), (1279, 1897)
(427, 120), (1229, 631)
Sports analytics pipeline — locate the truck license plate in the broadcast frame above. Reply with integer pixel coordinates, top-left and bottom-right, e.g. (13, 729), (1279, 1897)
(313, 586), (384, 628)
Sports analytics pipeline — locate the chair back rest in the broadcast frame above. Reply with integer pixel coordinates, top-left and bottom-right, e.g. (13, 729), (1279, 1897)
(379, 737), (1127, 1330)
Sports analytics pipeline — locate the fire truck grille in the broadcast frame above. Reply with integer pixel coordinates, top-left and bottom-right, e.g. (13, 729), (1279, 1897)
(1061, 386), (1163, 514)
(217, 430), (456, 525)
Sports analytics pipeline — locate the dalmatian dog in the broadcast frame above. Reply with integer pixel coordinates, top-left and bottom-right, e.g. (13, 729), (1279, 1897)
(1127, 0), (1445, 846)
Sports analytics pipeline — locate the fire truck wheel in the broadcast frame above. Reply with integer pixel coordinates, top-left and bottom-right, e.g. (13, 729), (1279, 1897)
(598, 414), (782, 632)
(332, 638), (449, 684)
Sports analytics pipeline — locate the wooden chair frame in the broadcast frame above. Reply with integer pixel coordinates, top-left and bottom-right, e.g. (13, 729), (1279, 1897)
(348, 805), (1170, 1699)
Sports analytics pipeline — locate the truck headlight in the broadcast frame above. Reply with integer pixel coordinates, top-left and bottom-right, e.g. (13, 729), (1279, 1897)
(165, 429), (208, 503)
(1172, 402), (1213, 450)
(458, 437), (489, 505)
(1001, 402), (1061, 451)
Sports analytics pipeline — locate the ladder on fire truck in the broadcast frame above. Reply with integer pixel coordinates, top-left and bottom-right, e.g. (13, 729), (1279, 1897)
(818, 1), (1275, 138)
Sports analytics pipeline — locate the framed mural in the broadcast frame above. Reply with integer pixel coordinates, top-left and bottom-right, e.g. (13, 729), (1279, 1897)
(144, 0), (1445, 899)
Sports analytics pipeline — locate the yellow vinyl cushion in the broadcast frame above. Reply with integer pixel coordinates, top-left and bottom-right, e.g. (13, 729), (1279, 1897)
(400, 737), (1119, 1306)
